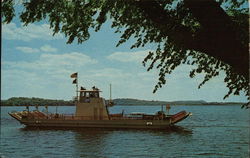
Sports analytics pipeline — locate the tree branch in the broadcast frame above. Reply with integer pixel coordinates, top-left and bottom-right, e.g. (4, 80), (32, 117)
(184, 0), (249, 79)
(134, 0), (248, 80)
(134, 0), (195, 48)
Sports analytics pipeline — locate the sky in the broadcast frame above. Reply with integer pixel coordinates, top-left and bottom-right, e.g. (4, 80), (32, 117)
(1, 6), (248, 102)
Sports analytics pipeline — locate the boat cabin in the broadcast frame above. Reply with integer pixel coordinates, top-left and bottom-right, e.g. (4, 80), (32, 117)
(79, 90), (100, 103)
(75, 88), (109, 120)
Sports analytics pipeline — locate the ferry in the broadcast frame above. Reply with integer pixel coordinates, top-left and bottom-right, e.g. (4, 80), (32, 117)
(9, 74), (192, 129)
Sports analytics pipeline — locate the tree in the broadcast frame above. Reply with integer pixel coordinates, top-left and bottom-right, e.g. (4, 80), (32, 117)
(2, 0), (249, 104)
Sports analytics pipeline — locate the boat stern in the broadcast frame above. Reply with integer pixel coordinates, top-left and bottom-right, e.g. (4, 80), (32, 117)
(170, 111), (192, 124)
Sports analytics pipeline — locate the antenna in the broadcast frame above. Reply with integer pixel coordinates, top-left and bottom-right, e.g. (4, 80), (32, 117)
(107, 84), (115, 106)
(76, 73), (78, 102)
(109, 84), (112, 102)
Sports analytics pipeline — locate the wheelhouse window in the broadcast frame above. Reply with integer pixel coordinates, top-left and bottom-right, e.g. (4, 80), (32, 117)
(79, 90), (100, 103)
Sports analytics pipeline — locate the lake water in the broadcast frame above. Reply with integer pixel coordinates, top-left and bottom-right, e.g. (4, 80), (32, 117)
(1, 105), (249, 158)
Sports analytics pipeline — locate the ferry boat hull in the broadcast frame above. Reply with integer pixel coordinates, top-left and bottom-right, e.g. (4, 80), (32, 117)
(19, 120), (172, 129)
(9, 110), (191, 129)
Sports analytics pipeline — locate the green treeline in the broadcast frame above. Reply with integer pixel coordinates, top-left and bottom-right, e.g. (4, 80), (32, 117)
(113, 98), (245, 106)
(1, 97), (245, 106)
(1, 97), (74, 106)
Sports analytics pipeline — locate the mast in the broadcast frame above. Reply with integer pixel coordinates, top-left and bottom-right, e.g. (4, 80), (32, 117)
(108, 83), (114, 106)
(109, 84), (112, 102)
(76, 74), (78, 101)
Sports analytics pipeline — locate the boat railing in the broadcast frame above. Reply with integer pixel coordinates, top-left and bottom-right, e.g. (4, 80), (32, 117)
(26, 113), (158, 120)
(46, 114), (93, 120)
(25, 113), (110, 120)
(109, 114), (168, 120)
(15, 110), (169, 121)
(110, 116), (144, 120)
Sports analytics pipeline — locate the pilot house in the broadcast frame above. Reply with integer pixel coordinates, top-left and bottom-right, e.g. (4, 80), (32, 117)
(75, 88), (109, 120)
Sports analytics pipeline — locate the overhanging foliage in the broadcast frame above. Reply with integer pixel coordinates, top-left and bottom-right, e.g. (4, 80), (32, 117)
(2, 0), (249, 102)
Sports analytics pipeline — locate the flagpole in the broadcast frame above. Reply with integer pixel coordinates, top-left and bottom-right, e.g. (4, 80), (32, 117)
(76, 73), (78, 102)
(71, 72), (78, 104)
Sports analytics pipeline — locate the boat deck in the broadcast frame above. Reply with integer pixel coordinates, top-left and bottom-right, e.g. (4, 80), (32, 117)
(9, 110), (190, 124)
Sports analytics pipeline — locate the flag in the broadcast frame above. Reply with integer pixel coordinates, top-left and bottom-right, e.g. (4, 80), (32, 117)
(70, 72), (78, 78)
(72, 78), (77, 84)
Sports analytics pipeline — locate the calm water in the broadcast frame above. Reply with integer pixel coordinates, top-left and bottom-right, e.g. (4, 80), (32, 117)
(1, 105), (249, 158)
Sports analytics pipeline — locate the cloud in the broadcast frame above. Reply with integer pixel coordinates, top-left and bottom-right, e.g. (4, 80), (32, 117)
(3, 52), (97, 74)
(88, 68), (132, 79)
(107, 50), (151, 63)
(40, 52), (98, 70)
(15, 44), (58, 54)
(16, 46), (40, 53)
(40, 44), (57, 52)
(2, 22), (63, 41)
(2, 52), (98, 99)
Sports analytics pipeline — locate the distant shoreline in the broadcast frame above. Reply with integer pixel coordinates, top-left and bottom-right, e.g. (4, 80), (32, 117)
(1, 97), (246, 106)
(114, 103), (244, 106)
(112, 98), (246, 106)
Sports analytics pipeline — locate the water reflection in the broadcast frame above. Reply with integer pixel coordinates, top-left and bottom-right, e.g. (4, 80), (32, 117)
(73, 129), (109, 157)
(20, 126), (192, 157)
(21, 126), (192, 135)
(72, 127), (193, 157)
